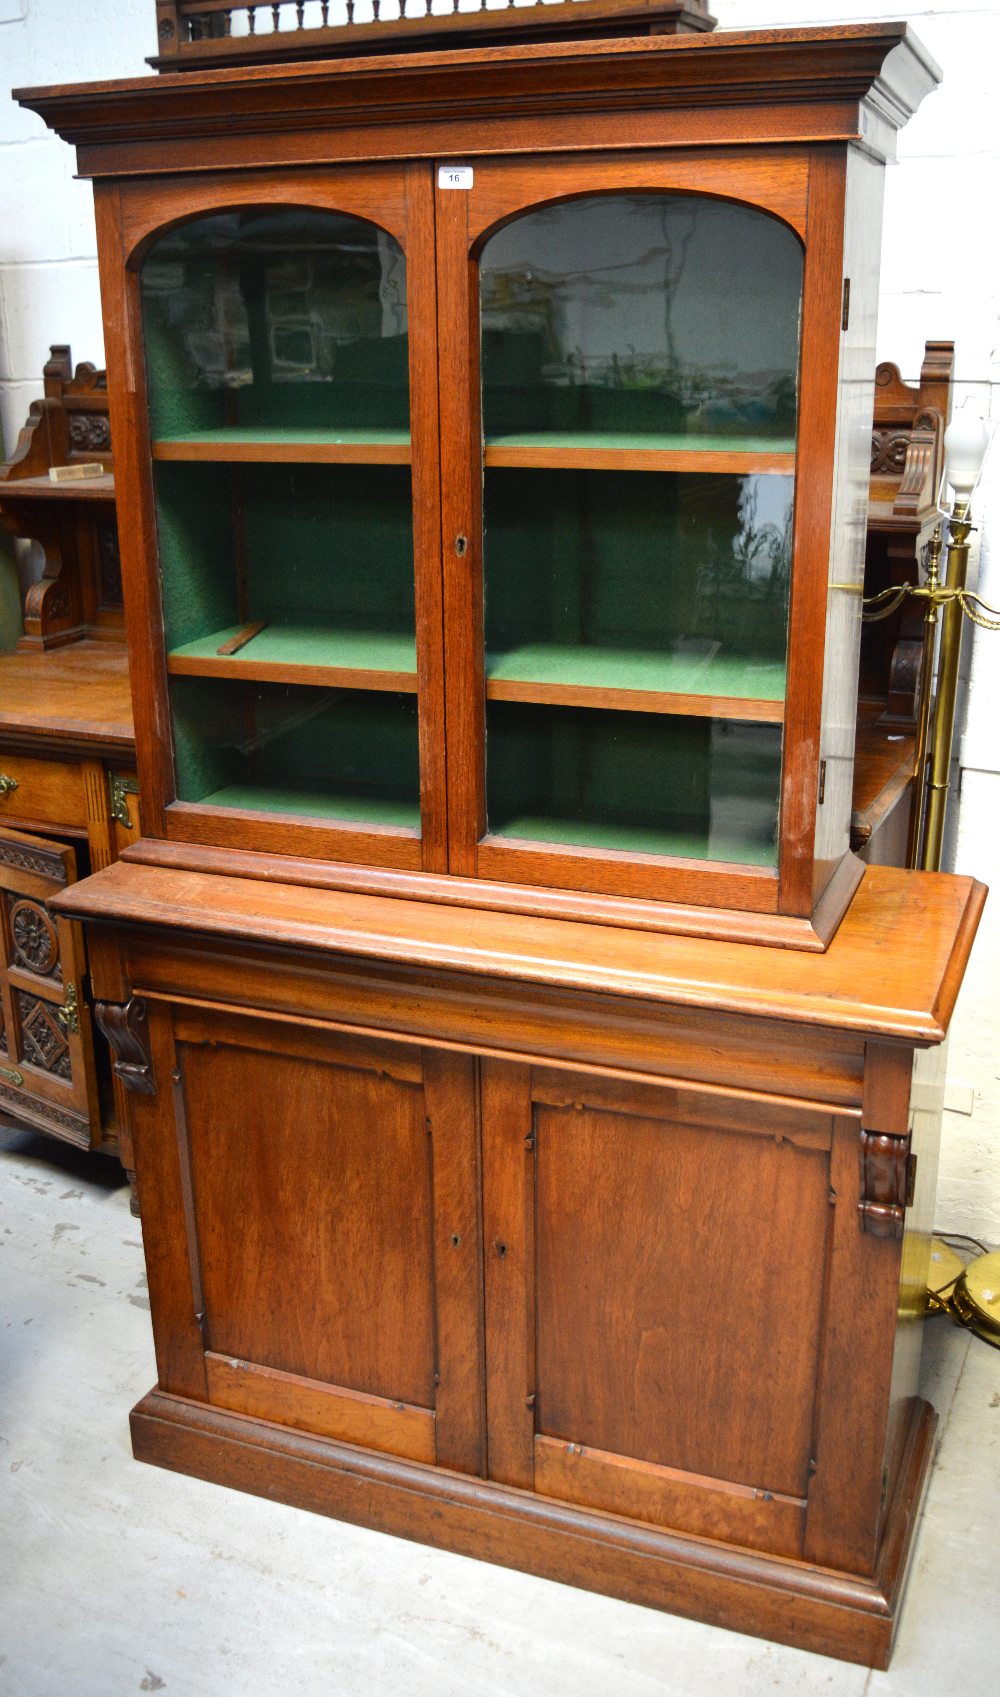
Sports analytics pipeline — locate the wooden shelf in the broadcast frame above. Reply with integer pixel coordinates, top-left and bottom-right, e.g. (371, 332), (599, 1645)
(486, 815), (777, 866)
(198, 785), (421, 829)
(167, 624), (418, 692)
(152, 429), (411, 465)
(485, 645), (786, 721)
(0, 471), (115, 502)
(484, 432), (795, 475)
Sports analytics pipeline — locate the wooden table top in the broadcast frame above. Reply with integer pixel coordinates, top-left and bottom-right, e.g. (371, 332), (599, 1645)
(0, 640), (134, 752)
(56, 857), (985, 1045)
(851, 704), (916, 845)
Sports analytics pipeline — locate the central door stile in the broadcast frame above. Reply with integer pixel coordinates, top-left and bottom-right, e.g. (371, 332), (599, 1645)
(481, 1057), (536, 1489)
(422, 1046), (486, 1475)
(435, 167), (486, 874)
(405, 161), (450, 874)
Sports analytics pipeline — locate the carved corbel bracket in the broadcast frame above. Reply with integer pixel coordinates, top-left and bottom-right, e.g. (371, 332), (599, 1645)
(893, 407), (945, 518)
(19, 535), (79, 647)
(95, 997), (157, 1097)
(859, 1129), (917, 1239)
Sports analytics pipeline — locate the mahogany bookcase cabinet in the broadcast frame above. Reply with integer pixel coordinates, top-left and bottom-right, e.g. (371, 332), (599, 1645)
(19, 16), (986, 1668)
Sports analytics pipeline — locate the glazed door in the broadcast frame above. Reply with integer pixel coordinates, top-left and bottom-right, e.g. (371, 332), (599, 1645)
(101, 163), (445, 872)
(437, 151), (839, 916)
(481, 1061), (880, 1566)
(0, 825), (101, 1147)
(134, 1003), (484, 1475)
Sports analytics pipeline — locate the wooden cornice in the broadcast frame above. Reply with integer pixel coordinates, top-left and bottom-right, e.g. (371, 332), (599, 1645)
(17, 24), (941, 176)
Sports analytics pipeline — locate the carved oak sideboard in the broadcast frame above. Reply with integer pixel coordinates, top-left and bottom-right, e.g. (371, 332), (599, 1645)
(850, 341), (954, 867)
(0, 347), (140, 1173)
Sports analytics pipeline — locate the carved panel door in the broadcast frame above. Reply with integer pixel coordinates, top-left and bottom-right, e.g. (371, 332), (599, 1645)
(480, 1060), (891, 1571)
(130, 1001), (485, 1476)
(0, 825), (101, 1146)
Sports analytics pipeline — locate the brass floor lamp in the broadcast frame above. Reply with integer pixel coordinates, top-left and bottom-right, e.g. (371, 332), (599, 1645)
(863, 406), (995, 872)
(865, 405), (999, 1344)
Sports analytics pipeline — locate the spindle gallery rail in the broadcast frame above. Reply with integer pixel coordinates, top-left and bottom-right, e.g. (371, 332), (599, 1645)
(150, 0), (715, 70)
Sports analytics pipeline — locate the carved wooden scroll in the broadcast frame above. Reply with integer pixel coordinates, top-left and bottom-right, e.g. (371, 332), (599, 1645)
(95, 997), (157, 1097)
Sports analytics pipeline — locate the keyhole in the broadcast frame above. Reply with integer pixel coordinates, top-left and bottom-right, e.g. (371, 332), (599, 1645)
(455, 534), (468, 557)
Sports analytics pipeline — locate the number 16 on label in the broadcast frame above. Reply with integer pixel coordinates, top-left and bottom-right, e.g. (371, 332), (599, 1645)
(438, 166), (474, 190)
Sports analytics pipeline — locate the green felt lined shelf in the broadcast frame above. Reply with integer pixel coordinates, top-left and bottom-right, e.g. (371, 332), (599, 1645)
(487, 816), (777, 866)
(197, 786), (421, 828)
(167, 624), (418, 690)
(485, 645), (786, 720)
(484, 433), (796, 473)
(152, 429), (412, 465)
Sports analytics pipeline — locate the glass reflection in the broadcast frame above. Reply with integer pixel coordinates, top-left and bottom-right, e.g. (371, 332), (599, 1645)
(486, 704), (782, 867)
(481, 195), (802, 444)
(485, 471), (793, 699)
(141, 207), (409, 436)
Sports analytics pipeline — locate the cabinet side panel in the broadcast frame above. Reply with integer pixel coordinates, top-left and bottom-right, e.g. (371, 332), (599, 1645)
(812, 146), (885, 904)
(129, 1005), (208, 1399)
(804, 1104), (904, 1575)
(884, 1039), (946, 1529)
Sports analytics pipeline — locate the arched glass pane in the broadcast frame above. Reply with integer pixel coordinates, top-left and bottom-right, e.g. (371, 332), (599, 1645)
(481, 194), (801, 445)
(141, 206), (409, 437)
(140, 207), (419, 832)
(479, 195), (802, 869)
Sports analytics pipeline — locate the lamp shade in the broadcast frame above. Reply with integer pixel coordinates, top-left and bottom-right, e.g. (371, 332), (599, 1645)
(944, 407), (990, 501)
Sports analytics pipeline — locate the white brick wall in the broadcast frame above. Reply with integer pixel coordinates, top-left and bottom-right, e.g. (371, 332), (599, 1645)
(1, 1), (998, 1238)
(0, 0), (150, 451)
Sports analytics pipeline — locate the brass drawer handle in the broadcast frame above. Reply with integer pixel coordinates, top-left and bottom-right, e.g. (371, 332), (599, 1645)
(56, 983), (79, 1036)
(0, 773), (19, 798)
(1, 1063), (24, 1087)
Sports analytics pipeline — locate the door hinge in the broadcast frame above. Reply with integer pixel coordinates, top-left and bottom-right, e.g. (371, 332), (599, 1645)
(56, 982), (79, 1036)
(842, 277), (851, 332)
(859, 1128), (916, 1239)
(108, 772), (140, 830)
(818, 759), (827, 805)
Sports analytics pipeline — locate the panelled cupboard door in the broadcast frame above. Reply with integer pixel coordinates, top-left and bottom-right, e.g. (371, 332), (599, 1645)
(481, 1061), (873, 1564)
(134, 1003), (484, 1476)
(436, 150), (841, 917)
(102, 162), (446, 872)
(0, 825), (101, 1148)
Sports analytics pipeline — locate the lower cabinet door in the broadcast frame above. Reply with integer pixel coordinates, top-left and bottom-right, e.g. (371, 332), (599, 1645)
(0, 824), (101, 1146)
(137, 1002), (485, 1476)
(481, 1060), (855, 1561)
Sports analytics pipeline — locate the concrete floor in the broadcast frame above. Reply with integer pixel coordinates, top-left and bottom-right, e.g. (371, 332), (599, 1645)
(1, 1122), (998, 1697)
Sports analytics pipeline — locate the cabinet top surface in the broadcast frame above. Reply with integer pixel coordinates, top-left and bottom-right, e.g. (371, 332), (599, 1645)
(54, 860), (983, 1044)
(0, 642), (134, 752)
(16, 22), (940, 158)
